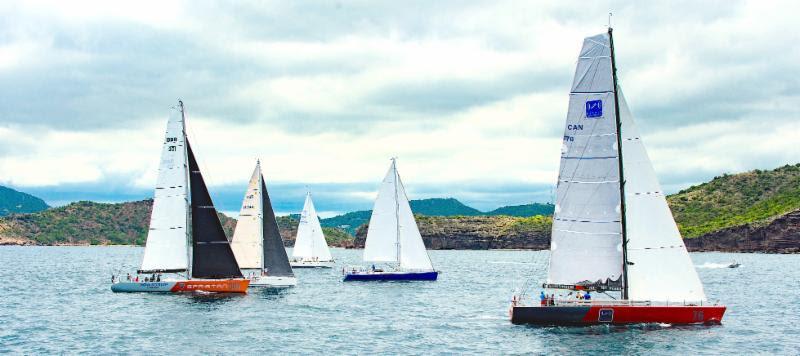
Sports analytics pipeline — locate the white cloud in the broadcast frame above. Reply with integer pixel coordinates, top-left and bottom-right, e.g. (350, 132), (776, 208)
(0, 0), (798, 209)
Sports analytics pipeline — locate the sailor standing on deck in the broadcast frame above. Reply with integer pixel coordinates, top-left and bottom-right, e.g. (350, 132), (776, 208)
(540, 291), (546, 306)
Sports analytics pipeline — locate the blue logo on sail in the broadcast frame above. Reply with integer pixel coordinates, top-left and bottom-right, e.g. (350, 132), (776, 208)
(585, 100), (603, 118)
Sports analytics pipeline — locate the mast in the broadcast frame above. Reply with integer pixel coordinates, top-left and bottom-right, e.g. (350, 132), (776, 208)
(179, 100), (192, 279)
(608, 27), (630, 300)
(258, 160), (265, 272)
(393, 158), (401, 267)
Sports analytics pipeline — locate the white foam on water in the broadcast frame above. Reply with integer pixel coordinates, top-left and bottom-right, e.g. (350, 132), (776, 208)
(695, 262), (739, 269)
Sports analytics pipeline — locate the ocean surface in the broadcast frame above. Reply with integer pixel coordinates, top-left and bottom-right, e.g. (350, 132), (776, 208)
(1, 247), (798, 354)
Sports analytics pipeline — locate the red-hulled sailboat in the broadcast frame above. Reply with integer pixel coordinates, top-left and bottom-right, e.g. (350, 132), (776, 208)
(111, 101), (249, 293)
(510, 28), (725, 325)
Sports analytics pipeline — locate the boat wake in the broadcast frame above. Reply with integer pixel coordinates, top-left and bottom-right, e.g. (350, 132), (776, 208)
(696, 262), (740, 269)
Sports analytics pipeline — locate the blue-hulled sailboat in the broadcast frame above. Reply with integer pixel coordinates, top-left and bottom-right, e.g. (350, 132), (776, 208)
(343, 158), (437, 281)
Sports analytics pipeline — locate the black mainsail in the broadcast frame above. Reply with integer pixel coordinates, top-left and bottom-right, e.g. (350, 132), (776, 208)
(187, 141), (244, 279)
(260, 178), (294, 277)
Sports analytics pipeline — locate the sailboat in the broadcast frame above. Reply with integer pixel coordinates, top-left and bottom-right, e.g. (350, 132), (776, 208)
(230, 161), (297, 288)
(111, 101), (249, 293)
(343, 158), (437, 281)
(510, 29), (726, 325)
(290, 192), (335, 268)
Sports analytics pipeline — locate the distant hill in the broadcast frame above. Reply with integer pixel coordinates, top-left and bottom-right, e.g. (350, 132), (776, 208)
(0, 200), (235, 245)
(0, 186), (49, 217)
(320, 210), (372, 233)
(321, 199), (553, 234)
(409, 198), (482, 216)
(486, 203), (554, 217)
(668, 163), (800, 238)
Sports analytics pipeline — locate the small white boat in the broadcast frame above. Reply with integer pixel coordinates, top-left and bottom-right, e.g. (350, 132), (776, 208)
(230, 161), (297, 288)
(290, 192), (335, 268)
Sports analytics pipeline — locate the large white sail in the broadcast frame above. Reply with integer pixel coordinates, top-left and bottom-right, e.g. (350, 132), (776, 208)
(618, 90), (707, 302)
(292, 193), (333, 261)
(547, 33), (623, 287)
(230, 162), (263, 269)
(363, 161), (402, 263)
(140, 107), (189, 272)
(363, 160), (433, 270)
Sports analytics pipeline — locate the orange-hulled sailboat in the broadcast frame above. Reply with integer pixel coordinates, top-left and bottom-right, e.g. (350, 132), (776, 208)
(111, 101), (249, 293)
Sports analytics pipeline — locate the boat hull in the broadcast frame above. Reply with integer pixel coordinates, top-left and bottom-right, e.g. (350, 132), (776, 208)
(510, 305), (726, 326)
(249, 275), (297, 288)
(290, 260), (335, 268)
(110, 279), (250, 293)
(343, 271), (438, 281)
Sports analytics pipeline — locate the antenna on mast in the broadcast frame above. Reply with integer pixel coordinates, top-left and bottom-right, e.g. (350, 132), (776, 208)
(608, 12), (613, 29)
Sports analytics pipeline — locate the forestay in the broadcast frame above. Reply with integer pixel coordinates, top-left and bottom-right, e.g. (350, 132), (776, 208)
(140, 107), (189, 273)
(547, 33), (623, 287)
(230, 163), (263, 269)
(618, 90), (707, 302)
(292, 193), (333, 261)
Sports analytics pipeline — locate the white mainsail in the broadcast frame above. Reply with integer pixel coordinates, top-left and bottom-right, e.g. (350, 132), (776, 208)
(547, 33), (623, 287)
(140, 106), (189, 272)
(292, 193), (333, 261)
(230, 162), (263, 269)
(618, 90), (707, 302)
(547, 31), (706, 303)
(363, 159), (434, 271)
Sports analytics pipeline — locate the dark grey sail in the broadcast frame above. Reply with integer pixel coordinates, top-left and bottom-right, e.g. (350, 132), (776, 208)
(187, 141), (244, 279)
(260, 178), (294, 277)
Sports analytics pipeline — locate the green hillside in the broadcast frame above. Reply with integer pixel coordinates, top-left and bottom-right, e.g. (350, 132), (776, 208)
(668, 163), (800, 238)
(487, 203), (554, 217)
(409, 198), (482, 216)
(0, 186), (50, 216)
(0, 200), (236, 245)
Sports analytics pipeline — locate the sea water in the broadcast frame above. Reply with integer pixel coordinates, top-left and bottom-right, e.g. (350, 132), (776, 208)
(1, 247), (798, 354)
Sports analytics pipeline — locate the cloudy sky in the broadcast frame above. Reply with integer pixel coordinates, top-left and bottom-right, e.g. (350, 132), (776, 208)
(1, 0), (798, 216)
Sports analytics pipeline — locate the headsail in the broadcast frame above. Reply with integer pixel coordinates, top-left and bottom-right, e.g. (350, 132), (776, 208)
(260, 175), (294, 277)
(547, 32), (623, 288)
(230, 163), (263, 269)
(139, 105), (189, 273)
(187, 141), (243, 279)
(363, 159), (433, 271)
(292, 193), (333, 261)
(617, 90), (707, 302)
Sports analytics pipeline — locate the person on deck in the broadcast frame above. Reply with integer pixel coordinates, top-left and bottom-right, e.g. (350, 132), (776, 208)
(584, 291), (591, 300)
(540, 291), (546, 306)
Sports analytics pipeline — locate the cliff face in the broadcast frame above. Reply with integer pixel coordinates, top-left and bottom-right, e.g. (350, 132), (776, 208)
(684, 209), (800, 254)
(353, 215), (551, 250)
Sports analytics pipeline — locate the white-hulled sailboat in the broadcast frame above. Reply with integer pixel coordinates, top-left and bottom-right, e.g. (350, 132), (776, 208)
(290, 192), (335, 268)
(230, 161), (297, 288)
(111, 101), (249, 293)
(509, 28), (725, 325)
(343, 158), (437, 281)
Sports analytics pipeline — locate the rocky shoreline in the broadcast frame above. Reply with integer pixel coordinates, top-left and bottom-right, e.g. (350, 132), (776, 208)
(3, 210), (798, 254)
